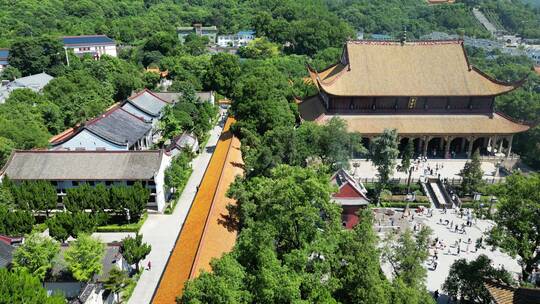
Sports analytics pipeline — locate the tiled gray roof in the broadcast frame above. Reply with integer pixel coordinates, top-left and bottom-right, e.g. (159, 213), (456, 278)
(126, 90), (168, 116)
(154, 91), (213, 103)
(12, 72), (54, 89)
(85, 107), (151, 146)
(2, 150), (163, 181)
(0, 241), (13, 268)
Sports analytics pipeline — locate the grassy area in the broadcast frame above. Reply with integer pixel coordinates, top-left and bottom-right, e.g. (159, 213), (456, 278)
(96, 213), (148, 233)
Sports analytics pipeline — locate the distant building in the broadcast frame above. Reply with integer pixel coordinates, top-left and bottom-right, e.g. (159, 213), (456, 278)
(49, 105), (153, 151)
(166, 132), (199, 156)
(370, 33), (393, 40)
(217, 30), (256, 48)
(177, 24), (218, 44)
(62, 35), (117, 59)
(0, 49), (8, 72)
(330, 169), (369, 229)
(1, 150), (170, 212)
(0, 72), (54, 104)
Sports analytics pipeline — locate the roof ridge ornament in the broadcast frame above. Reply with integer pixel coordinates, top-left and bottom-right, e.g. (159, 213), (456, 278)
(400, 27), (407, 46)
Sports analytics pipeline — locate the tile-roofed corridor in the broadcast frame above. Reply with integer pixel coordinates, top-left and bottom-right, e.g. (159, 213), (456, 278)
(2, 150), (163, 181)
(125, 90), (169, 116)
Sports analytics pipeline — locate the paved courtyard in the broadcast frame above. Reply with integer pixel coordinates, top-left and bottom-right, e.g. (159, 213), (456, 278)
(377, 207), (521, 303)
(350, 159), (500, 181)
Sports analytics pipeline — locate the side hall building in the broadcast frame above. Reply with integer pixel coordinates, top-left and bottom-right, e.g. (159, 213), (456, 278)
(0, 150), (170, 212)
(300, 40), (531, 158)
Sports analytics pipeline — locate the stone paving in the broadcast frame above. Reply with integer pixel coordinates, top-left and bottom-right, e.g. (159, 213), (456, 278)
(128, 111), (227, 304)
(350, 159), (499, 181)
(376, 207), (521, 303)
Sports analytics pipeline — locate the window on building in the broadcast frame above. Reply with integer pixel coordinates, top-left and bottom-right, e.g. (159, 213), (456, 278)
(127, 181), (135, 186)
(72, 181), (79, 186)
(105, 181), (113, 186)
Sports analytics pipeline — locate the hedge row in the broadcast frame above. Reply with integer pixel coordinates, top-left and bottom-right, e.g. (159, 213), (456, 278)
(380, 201), (431, 208)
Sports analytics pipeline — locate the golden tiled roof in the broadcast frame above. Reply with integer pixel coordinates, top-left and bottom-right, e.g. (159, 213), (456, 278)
(311, 40), (519, 97)
(298, 95), (529, 135)
(320, 113), (530, 136)
(484, 281), (540, 304)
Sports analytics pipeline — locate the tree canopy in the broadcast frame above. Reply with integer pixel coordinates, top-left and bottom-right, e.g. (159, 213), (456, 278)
(64, 234), (105, 282)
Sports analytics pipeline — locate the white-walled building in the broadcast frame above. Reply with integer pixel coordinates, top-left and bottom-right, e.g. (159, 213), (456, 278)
(0, 49), (8, 72)
(217, 30), (255, 48)
(1, 150), (171, 212)
(63, 35), (117, 59)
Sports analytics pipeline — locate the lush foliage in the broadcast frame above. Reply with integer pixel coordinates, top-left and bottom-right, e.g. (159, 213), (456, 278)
(12, 233), (60, 281)
(165, 152), (193, 192)
(64, 234), (105, 282)
(460, 150), (485, 195)
(370, 129), (400, 202)
(121, 234), (152, 272)
(0, 268), (65, 304)
(487, 173), (540, 281)
(182, 166), (434, 303)
(443, 254), (514, 304)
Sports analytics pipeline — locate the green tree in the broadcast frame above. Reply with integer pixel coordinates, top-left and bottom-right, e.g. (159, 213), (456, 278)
(334, 209), (391, 304)
(104, 268), (130, 303)
(204, 53), (241, 97)
(400, 140), (414, 173)
(383, 227), (432, 288)
(12, 233), (60, 281)
(64, 234), (105, 282)
(370, 129), (399, 203)
(0, 137), (15, 169)
(0, 66), (21, 80)
(8, 36), (65, 76)
(0, 205), (34, 236)
(181, 254), (251, 304)
(487, 173), (540, 281)
(443, 255), (514, 304)
(238, 37), (280, 59)
(47, 212), (71, 243)
(0, 268), (65, 304)
(183, 33), (210, 56)
(121, 234), (151, 272)
(460, 150), (484, 195)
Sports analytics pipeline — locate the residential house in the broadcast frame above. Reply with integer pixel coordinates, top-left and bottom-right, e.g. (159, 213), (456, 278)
(177, 24), (218, 44)
(45, 243), (130, 304)
(330, 169), (370, 229)
(166, 132), (199, 156)
(1, 150), (171, 212)
(217, 30), (255, 48)
(63, 35), (117, 59)
(50, 105), (152, 151)
(0, 72), (54, 104)
(0, 49), (8, 72)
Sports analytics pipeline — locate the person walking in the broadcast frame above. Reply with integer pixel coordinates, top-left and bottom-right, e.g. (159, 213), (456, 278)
(147, 261), (152, 271)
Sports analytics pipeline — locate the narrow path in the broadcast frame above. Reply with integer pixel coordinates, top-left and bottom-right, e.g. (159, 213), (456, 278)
(472, 7), (498, 35)
(127, 113), (227, 304)
(151, 117), (236, 304)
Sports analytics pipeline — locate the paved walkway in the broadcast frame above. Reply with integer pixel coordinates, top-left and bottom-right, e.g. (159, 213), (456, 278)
(128, 112), (227, 304)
